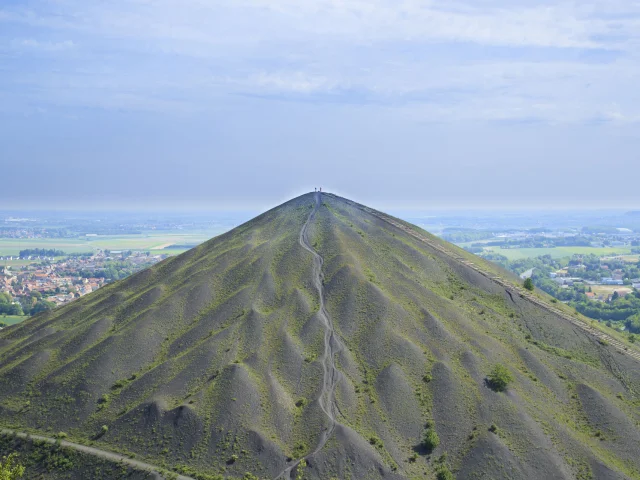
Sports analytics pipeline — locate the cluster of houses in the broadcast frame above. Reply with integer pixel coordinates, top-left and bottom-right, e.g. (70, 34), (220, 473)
(0, 255), (58, 262)
(0, 250), (165, 309)
(0, 265), (105, 306)
(549, 265), (640, 302)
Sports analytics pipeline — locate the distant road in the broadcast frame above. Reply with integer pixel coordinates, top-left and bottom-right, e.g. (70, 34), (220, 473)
(0, 429), (194, 480)
(519, 268), (535, 279)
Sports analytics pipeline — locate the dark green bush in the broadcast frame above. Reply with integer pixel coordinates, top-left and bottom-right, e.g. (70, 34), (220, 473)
(487, 364), (513, 392)
(523, 278), (534, 291)
(436, 464), (454, 480)
(422, 429), (440, 452)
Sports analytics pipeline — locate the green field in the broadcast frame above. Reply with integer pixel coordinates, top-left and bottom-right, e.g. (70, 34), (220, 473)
(0, 259), (43, 268)
(482, 246), (634, 261)
(88, 233), (210, 251)
(590, 285), (633, 297)
(0, 315), (27, 326)
(0, 238), (94, 256)
(0, 233), (211, 260)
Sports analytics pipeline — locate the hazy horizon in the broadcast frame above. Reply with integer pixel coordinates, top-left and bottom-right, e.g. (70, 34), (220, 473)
(1, 198), (639, 215)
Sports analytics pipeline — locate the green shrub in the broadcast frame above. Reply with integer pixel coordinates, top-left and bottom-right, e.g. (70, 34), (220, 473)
(0, 453), (25, 479)
(523, 278), (534, 291)
(111, 380), (125, 390)
(422, 429), (440, 452)
(293, 443), (307, 457)
(295, 459), (307, 480)
(436, 464), (454, 480)
(487, 364), (513, 392)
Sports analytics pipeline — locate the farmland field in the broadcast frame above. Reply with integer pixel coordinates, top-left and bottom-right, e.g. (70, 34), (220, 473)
(0, 233), (211, 259)
(0, 315), (27, 326)
(0, 259), (46, 268)
(0, 238), (94, 256)
(481, 246), (634, 261)
(600, 255), (640, 263)
(590, 285), (633, 297)
(87, 233), (209, 251)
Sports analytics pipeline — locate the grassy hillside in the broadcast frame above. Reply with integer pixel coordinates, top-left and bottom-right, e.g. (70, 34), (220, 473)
(1, 193), (639, 480)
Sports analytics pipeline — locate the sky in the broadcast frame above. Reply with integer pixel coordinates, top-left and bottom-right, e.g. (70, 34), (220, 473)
(1, 0), (640, 211)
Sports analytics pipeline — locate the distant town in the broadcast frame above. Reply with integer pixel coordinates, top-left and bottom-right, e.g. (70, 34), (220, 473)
(465, 236), (640, 337)
(0, 250), (165, 323)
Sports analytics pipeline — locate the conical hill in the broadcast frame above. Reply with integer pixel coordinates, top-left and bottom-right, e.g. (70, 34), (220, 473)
(1, 192), (639, 480)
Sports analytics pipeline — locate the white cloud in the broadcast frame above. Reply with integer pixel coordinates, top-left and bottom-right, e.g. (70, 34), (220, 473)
(248, 72), (338, 93)
(0, 0), (639, 122)
(4, 1), (640, 50)
(10, 38), (75, 51)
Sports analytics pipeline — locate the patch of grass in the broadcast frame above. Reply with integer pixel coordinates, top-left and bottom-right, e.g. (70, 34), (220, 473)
(0, 315), (27, 326)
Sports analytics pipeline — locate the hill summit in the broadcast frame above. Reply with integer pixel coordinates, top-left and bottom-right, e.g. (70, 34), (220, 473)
(1, 192), (640, 480)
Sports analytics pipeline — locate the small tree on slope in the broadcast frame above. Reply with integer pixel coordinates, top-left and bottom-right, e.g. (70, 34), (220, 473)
(487, 364), (513, 392)
(523, 277), (534, 291)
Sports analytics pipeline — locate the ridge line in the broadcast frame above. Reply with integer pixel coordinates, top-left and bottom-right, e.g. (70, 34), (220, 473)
(325, 193), (640, 364)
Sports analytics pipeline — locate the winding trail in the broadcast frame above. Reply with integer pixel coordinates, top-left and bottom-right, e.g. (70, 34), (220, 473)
(276, 192), (343, 480)
(0, 428), (194, 480)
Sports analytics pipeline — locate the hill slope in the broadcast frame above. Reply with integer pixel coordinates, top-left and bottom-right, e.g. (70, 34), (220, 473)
(1, 192), (640, 480)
